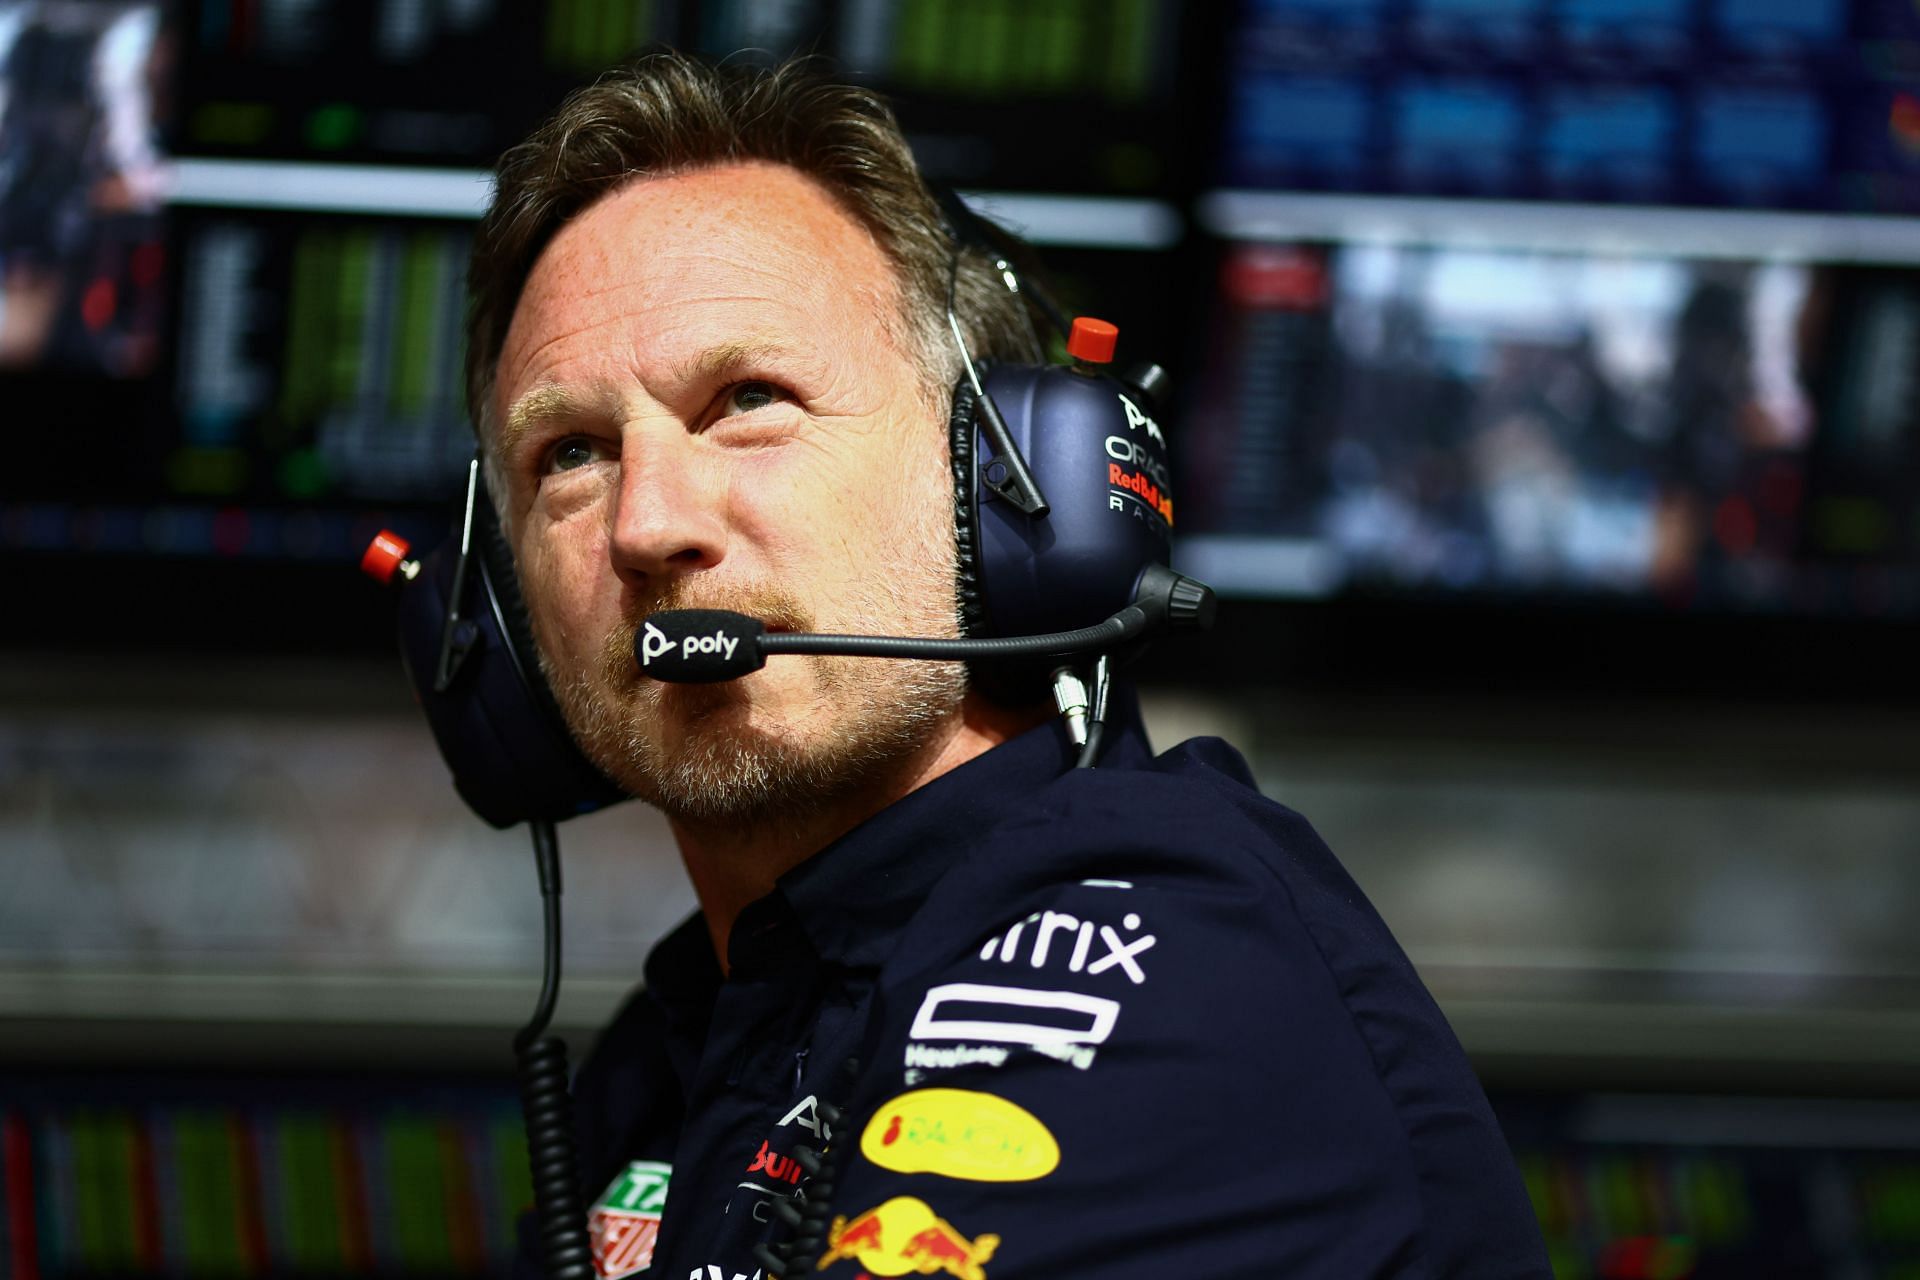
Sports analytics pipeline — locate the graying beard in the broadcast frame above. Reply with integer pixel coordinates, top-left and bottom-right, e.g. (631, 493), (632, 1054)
(545, 650), (966, 828)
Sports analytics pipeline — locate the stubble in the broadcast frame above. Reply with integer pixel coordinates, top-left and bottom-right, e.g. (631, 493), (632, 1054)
(539, 478), (968, 828)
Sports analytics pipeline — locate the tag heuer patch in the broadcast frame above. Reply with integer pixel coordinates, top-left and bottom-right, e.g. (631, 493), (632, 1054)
(589, 1160), (670, 1278)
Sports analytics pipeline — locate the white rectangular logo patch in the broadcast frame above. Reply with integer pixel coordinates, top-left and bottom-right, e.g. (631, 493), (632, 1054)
(907, 982), (1120, 1049)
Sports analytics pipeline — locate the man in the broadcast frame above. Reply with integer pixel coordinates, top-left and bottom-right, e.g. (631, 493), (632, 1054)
(468, 51), (1549, 1279)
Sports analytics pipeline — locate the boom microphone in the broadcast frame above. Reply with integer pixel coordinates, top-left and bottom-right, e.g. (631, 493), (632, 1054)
(635, 609), (769, 682)
(634, 564), (1216, 684)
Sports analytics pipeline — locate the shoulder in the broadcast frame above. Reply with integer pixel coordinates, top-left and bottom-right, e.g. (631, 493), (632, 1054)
(922, 735), (1411, 998)
(879, 736), (1409, 1085)
(934, 735), (1315, 900)
(832, 738), (1548, 1276)
(965, 735), (1465, 1032)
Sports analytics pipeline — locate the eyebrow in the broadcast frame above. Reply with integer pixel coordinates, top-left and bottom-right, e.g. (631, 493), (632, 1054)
(495, 340), (808, 457)
(498, 382), (607, 460)
(667, 339), (799, 392)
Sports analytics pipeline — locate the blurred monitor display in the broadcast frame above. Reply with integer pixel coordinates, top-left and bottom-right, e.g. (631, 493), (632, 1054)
(1180, 239), (1920, 617)
(157, 210), (478, 560)
(0, 0), (1192, 599)
(8, 1075), (1920, 1280)
(0, 206), (473, 571)
(1494, 1091), (1920, 1280)
(0, 1), (169, 377)
(1181, 0), (1920, 621)
(171, 0), (1182, 188)
(0, 1068), (532, 1279)
(1225, 0), (1920, 212)
(3, 0), (1914, 655)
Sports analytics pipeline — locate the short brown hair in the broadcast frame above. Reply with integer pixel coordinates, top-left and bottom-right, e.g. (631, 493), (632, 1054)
(465, 50), (1042, 444)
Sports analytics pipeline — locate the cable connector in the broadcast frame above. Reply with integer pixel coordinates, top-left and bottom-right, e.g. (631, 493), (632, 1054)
(1051, 666), (1090, 748)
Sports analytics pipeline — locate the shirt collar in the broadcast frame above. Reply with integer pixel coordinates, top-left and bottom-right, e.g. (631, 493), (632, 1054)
(771, 686), (1151, 970)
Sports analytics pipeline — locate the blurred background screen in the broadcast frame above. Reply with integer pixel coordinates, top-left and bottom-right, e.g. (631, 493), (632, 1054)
(1178, 0), (1920, 651)
(4, 2), (1920, 1279)
(0, 0), (1911, 693)
(0, 2), (167, 378)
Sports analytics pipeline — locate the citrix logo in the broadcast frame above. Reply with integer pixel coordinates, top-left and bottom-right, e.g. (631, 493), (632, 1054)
(638, 621), (739, 666)
(979, 909), (1157, 985)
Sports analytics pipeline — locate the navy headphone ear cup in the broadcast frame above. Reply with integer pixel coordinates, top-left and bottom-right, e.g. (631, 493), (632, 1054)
(470, 491), (566, 726)
(950, 372), (1060, 706)
(948, 375), (991, 640)
(469, 491), (632, 813)
(395, 486), (627, 828)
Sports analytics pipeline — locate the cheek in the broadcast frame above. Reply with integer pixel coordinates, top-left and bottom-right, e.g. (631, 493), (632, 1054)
(536, 466), (617, 525)
(864, 428), (954, 548)
(528, 470), (616, 566)
(517, 515), (613, 653)
(732, 444), (919, 576)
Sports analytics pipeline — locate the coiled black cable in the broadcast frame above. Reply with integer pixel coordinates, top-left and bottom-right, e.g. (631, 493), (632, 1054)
(751, 1063), (859, 1278)
(515, 819), (595, 1280)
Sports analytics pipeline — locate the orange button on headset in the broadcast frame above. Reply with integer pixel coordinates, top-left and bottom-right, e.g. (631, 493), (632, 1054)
(1067, 316), (1118, 364)
(361, 529), (420, 583)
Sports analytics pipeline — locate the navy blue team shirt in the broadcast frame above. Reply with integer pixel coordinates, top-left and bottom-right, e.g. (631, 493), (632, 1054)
(523, 704), (1550, 1279)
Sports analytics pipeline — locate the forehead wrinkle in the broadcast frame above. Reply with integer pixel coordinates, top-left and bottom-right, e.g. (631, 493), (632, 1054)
(495, 164), (927, 446)
(539, 225), (852, 321)
(492, 308), (618, 438)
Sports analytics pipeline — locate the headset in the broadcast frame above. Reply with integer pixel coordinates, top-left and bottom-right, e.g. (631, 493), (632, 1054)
(364, 197), (1215, 830)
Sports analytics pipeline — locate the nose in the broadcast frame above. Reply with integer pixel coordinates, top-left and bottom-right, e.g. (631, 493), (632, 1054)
(607, 427), (727, 583)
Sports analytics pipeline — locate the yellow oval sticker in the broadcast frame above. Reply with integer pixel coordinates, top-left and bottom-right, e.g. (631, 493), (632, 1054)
(859, 1088), (1059, 1182)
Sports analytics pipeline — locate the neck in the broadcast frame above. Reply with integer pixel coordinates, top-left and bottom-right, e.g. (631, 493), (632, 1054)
(670, 693), (1049, 970)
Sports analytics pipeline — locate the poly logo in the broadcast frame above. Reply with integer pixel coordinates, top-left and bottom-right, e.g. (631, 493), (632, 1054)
(639, 622), (674, 667)
(637, 621), (739, 666)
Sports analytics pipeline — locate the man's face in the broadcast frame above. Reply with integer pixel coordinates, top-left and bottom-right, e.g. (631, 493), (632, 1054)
(490, 161), (966, 824)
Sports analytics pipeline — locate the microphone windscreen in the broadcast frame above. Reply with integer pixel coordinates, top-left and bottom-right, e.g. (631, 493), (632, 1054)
(634, 610), (768, 682)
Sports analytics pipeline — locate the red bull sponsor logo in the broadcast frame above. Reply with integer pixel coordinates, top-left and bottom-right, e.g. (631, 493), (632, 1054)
(589, 1160), (670, 1278)
(1107, 463), (1174, 525)
(815, 1196), (999, 1280)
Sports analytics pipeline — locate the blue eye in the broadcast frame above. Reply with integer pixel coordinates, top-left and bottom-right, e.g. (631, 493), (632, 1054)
(547, 437), (600, 473)
(727, 381), (781, 414)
